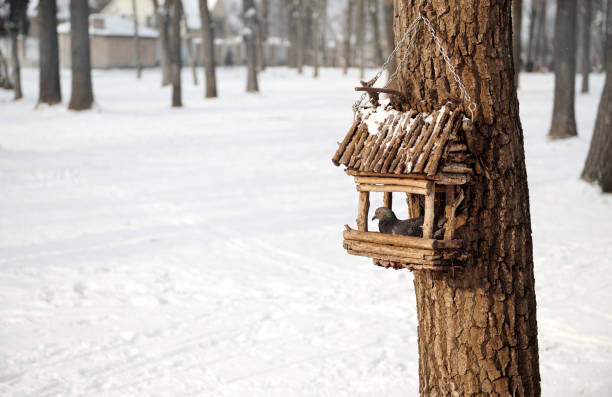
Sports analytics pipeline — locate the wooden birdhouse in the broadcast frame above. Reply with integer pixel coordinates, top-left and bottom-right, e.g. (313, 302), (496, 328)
(332, 100), (474, 271)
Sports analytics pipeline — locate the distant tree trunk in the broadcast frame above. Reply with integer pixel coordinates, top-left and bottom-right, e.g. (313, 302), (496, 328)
(312, 0), (320, 77)
(0, 48), (11, 89)
(185, 33), (198, 85)
(9, 26), (21, 99)
(320, 0), (328, 65)
(243, 0), (259, 91)
(38, 0), (62, 105)
(369, 0), (383, 65)
(548, 0), (577, 139)
(581, 0), (592, 93)
(581, 0), (612, 191)
(534, 0), (548, 69)
(383, 0), (396, 85)
(152, 0), (171, 86)
(357, 0), (365, 79)
(526, 0), (538, 69)
(395, 2), (541, 395)
(68, 0), (94, 110)
(513, 0), (522, 87)
(169, 0), (182, 107)
(198, 0), (217, 97)
(343, 0), (353, 74)
(253, 2), (265, 72)
(296, 0), (304, 73)
(287, 0), (297, 67)
(131, 0), (142, 78)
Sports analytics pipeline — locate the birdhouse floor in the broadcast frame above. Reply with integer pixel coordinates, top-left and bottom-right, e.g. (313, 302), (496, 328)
(343, 228), (462, 271)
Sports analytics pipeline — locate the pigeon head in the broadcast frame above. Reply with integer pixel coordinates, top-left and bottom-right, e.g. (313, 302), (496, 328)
(372, 207), (396, 221)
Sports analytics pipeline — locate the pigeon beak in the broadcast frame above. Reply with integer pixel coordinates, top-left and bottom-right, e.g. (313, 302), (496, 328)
(372, 215), (377, 221)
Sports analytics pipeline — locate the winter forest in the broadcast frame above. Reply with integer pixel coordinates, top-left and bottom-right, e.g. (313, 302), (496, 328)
(1, 0), (612, 396)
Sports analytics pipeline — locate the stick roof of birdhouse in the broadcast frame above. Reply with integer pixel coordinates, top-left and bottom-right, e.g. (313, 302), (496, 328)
(332, 102), (474, 184)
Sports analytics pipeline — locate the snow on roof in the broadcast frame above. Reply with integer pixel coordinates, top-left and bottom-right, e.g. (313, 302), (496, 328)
(57, 14), (158, 38)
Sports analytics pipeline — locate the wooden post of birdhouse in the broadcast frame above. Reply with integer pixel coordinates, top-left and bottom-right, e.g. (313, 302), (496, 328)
(444, 185), (456, 240)
(406, 194), (421, 218)
(422, 182), (435, 238)
(384, 192), (392, 208)
(357, 191), (370, 231)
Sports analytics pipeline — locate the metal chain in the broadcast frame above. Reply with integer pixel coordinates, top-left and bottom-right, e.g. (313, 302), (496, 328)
(353, 14), (478, 120)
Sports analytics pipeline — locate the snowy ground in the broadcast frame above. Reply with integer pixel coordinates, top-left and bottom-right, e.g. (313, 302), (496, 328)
(1, 67), (611, 396)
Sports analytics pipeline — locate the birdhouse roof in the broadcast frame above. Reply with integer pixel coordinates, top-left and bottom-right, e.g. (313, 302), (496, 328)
(332, 102), (473, 182)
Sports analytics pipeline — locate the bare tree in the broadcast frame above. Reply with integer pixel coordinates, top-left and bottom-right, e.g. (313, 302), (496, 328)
(169, 0), (182, 107)
(296, 0), (304, 73)
(513, 0), (522, 86)
(343, 0), (353, 74)
(548, 0), (577, 139)
(369, 0), (383, 65)
(132, 0), (142, 79)
(198, 0), (217, 97)
(534, 0), (549, 68)
(581, 0), (612, 191)
(68, 0), (94, 110)
(581, 0), (592, 93)
(243, 0), (259, 91)
(38, 0), (62, 105)
(357, 0), (365, 79)
(152, 0), (171, 86)
(312, 0), (320, 77)
(6, 0), (28, 100)
(394, 1), (541, 394)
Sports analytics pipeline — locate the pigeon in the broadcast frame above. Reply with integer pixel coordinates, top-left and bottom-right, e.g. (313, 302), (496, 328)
(371, 207), (447, 238)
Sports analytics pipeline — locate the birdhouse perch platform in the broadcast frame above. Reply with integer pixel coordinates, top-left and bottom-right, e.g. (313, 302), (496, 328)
(332, 102), (473, 272)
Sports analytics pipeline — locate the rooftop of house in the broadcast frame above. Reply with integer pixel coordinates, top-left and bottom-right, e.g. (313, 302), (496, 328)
(57, 13), (158, 38)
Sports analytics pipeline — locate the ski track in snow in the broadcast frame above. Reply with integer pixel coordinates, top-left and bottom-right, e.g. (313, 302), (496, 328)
(1, 67), (611, 396)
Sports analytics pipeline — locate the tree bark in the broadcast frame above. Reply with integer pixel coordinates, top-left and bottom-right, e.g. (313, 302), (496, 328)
(526, 0), (538, 70)
(370, 0), (383, 66)
(343, 0), (354, 74)
(198, 0), (217, 97)
(68, 0), (94, 110)
(243, 0), (259, 91)
(581, 0), (612, 192)
(38, 0), (62, 105)
(132, 0), (142, 78)
(548, 0), (577, 139)
(581, 0), (592, 93)
(512, 0), (522, 87)
(394, 1), (541, 395)
(169, 0), (182, 107)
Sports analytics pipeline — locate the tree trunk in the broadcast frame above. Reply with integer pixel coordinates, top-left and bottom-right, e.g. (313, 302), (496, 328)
(394, 1), (541, 395)
(321, 0), (328, 65)
(581, 0), (612, 192)
(10, 28), (21, 99)
(312, 0), (320, 77)
(383, 0), (396, 86)
(513, 0), (522, 87)
(526, 0), (538, 70)
(68, 0), (94, 110)
(548, 0), (577, 139)
(254, 2), (266, 72)
(152, 0), (171, 86)
(370, 0), (383, 66)
(132, 0), (142, 78)
(38, 0), (62, 105)
(243, 0), (259, 91)
(169, 0), (182, 107)
(343, 0), (354, 74)
(198, 0), (217, 97)
(357, 0), (365, 79)
(534, 0), (548, 69)
(296, 0), (304, 74)
(287, 0), (297, 68)
(0, 48), (12, 89)
(581, 0), (592, 93)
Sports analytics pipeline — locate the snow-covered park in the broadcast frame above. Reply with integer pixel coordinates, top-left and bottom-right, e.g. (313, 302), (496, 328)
(1, 67), (611, 396)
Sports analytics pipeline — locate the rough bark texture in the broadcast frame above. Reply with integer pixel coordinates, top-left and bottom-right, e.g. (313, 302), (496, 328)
(169, 0), (182, 107)
(68, 0), (94, 110)
(581, 0), (592, 93)
(394, 1), (540, 395)
(512, 0), (522, 87)
(343, 0), (354, 74)
(581, 0), (612, 192)
(243, 0), (259, 91)
(38, 0), (62, 105)
(548, 0), (577, 139)
(199, 0), (218, 97)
